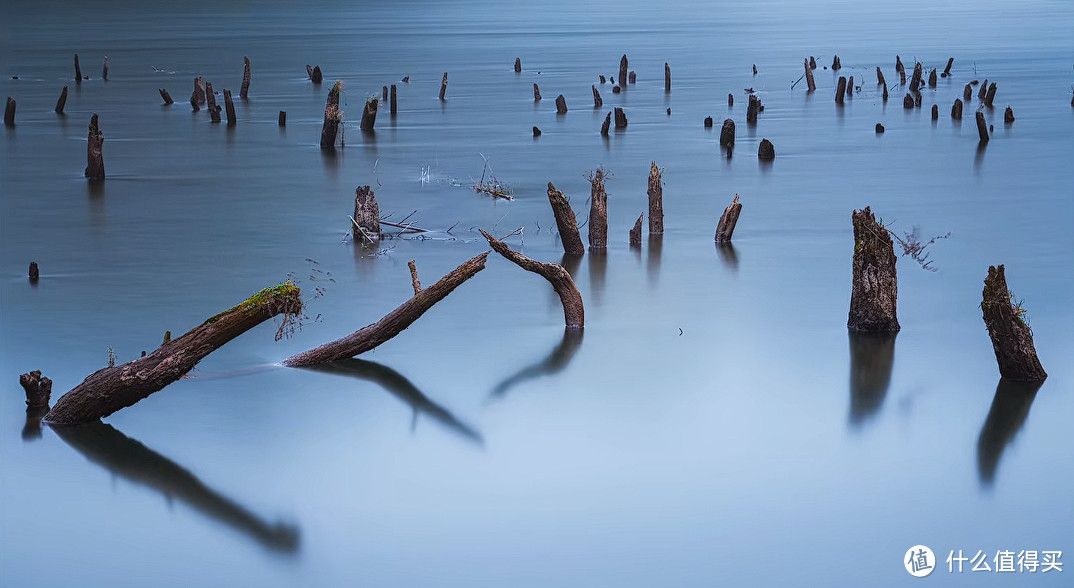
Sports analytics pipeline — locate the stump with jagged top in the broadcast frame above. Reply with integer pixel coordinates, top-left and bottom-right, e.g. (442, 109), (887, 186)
(588, 169), (608, 249)
(352, 185), (381, 244)
(547, 182), (584, 255)
(981, 265), (1047, 381)
(848, 207), (900, 332)
(85, 114), (105, 180)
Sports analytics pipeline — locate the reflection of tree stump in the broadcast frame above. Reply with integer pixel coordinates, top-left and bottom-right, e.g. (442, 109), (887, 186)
(482, 231), (584, 329)
(848, 207), (900, 331)
(352, 185), (381, 244)
(588, 169), (608, 249)
(85, 114), (105, 180)
(715, 194), (741, 243)
(981, 265), (1047, 381)
(547, 182), (584, 255)
(848, 331), (896, 425)
(977, 378), (1042, 486)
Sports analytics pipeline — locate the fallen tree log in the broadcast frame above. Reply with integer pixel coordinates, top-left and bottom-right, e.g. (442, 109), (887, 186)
(282, 253), (489, 367)
(480, 230), (583, 328)
(44, 283), (303, 425)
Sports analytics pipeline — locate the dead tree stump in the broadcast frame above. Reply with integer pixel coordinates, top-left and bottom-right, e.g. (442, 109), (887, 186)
(102, 56), (109, 81)
(439, 72), (448, 100)
(56, 86), (68, 114)
(747, 95), (760, 122)
(614, 107), (627, 128)
(629, 71), (636, 83)
(664, 62), (671, 91)
(964, 83), (973, 102)
(74, 53), (82, 83)
(981, 265), (1047, 381)
(592, 85), (602, 107)
(20, 370), (53, 409)
(942, 58), (954, 77)
(728, 93), (733, 107)
(629, 214), (643, 246)
(382, 86), (388, 103)
(205, 82), (221, 123)
(952, 98), (963, 119)
(311, 66), (322, 84)
(931, 104), (938, 120)
(810, 56), (817, 69)
(848, 207), (900, 332)
(984, 82), (997, 107)
(909, 62), (924, 93)
(704, 116), (713, 128)
(360, 97), (378, 131)
(876, 67), (886, 87)
(599, 75), (606, 84)
(159, 88), (173, 105)
(805, 59), (816, 92)
(647, 162), (663, 234)
(612, 85), (621, 94)
(29, 261), (39, 281)
(976, 111), (989, 142)
(600, 112), (611, 136)
(193, 76), (206, 106)
(979, 79), (989, 100)
(533, 126), (541, 136)
(903, 93), (914, 109)
(240, 56), (251, 99)
(758, 138), (775, 160)
(847, 76), (855, 98)
(619, 55), (628, 90)
(390, 84), (397, 114)
(278, 111), (286, 126)
(3, 97), (14, 126)
(1004, 106), (1014, 123)
(720, 118), (735, 148)
(875, 123), (885, 133)
(835, 77), (847, 104)
(223, 89), (236, 125)
(715, 194), (741, 243)
(832, 55), (841, 70)
(481, 231), (584, 329)
(547, 182), (584, 255)
(928, 68), (937, 87)
(533, 83), (541, 101)
(588, 169), (608, 249)
(320, 80), (343, 149)
(514, 58), (522, 73)
(352, 185), (381, 244)
(555, 94), (567, 114)
(85, 114), (105, 180)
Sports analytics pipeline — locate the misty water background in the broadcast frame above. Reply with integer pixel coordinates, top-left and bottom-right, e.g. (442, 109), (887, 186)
(1, 0), (1072, 585)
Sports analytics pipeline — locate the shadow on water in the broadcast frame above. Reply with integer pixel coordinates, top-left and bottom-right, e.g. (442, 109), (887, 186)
(973, 141), (987, 173)
(977, 378), (1042, 489)
(647, 234), (662, 286)
(51, 421), (301, 554)
(306, 359), (483, 446)
(22, 406), (49, 440)
(715, 241), (738, 273)
(321, 145), (340, 175)
(559, 252), (582, 279)
(490, 327), (584, 400)
(848, 331), (897, 427)
(588, 249), (607, 305)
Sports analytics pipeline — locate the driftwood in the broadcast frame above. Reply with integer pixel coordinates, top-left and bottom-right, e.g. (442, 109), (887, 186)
(758, 138), (775, 160)
(514, 57), (522, 73)
(481, 231), (583, 329)
(555, 94), (567, 114)
(976, 111), (989, 142)
(720, 118), (735, 148)
(351, 185), (381, 244)
(848, 207), (900, 332)
(320, 80), (343, 149)
(647, 162), (663, 234)
(618, 55), (628, 90)
(205, 82), (221, 123)
(240, 56), (251, 99)
(592, 85), (602, 107)
(805, 59), (816, 92)
(439, 72), (448, 100)
(664, 62), (671, 91)
(3, 97), (14, 126)
(715, 194), (741, 243)
(981, 265), (1047, 381)
(547, 182), (584, 255)
(74, 53), (83, 83)
(588, 169), (608, 249)
(55, 86), (68, 114)
(282, 254), (489, 367)
(952, 98), (963, 119)
(629, 214), (643, 246)
(85, 114), (105, 180)
(44, 283), (303, 425)
(835, 77), (847, 104)
(491, 328), (583, 398)
(390, 84), (397, 114)
(360, 97), (378, 131)
(614, 107), (627, 129)
(159, 88), (173, 105)
(533, 83), (541, 101)
(223, 89), (236, 125)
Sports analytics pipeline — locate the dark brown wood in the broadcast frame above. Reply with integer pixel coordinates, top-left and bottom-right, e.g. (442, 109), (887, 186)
(909, 62), (923, 92)
(942, 58), (954, 77)
(628, 70), (636, 84)
(614, 107), (627, 129)
(981, 265), (1047, 381)
(875, 123), (885, 133)
(533, 83), (541, 101)
(664, 62), (671, 91)
(757, 138), (775, 160)
(408, 260), (422, 295)
(352, 185), (381, 244)
(928, 68), (937, 88)
(1004, 106), (1014, 123)
(158, 88), (173, 105)
(311, 66), (322, 84)
(102, 56), (109, 80)
(439, 72), (448, 100)
(704, 116), (713, 128)
(205, 82), (221, 123)
(600, 112), (611, 135)
(882, 84), (888, 101)
(629, 214), (643, 246)
(74, 53), (83, 83)
(320, 80), (343, 149)
(832, 55), (841, 70)
(619, 55), (628, 90)
(480, 231), (583, 329)
(360, 97), (378, 131)
(809, 56), (817, 69)
(984, 82), (997, 107)
(805, 59), (816, 92)
(382, 85), (388, 103)
(3, 97), (14, 126)
(715, 194), (741, 243)
(45, 283), (303, 425)
(835, 77), (847, 104)
(20, 370), (52, 409)
(282, 254), (489, 367)
(976, 111), (989, 142)
(747, 95), (760, 122)
(533, 126), (541, 137)
(611, 85), (621, 94)
(720, 118), (735, 148)
(964, 83), (973, 102)
(599, 75), (606, 84)
(931, 104), (938, 120)
(223, 89), (236, 125)
(240, 56), (251, 99)
(193, 76), (206, 105)
(979, 79), (989, 100)
(876, 67), (886, 87)
(847, 75), (854, 98)
(555, 94), (567, 114)
(728, 93), (733, 107)
(514, 58), (522, 73)
(29, 261), (39, 281)
(895, 55), (904, 75)
(647, 162), (663, 234)
(848, 207), (899, 332)
(390, 84), (397, 114)
(903, 93), (914, 109)
(752, 64), (757, 75)
(55, 86), (68, 113)
(588, 169), (608, 249)
(952, 98), (963, 119)
(85, 114), (105, 180)
(592, 85), (602, 107)
(547, 182), (584, 255)
(278, 111), (286, 126)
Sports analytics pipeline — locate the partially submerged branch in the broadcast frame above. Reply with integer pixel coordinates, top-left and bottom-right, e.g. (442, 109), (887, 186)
(480, 230), (583, 329)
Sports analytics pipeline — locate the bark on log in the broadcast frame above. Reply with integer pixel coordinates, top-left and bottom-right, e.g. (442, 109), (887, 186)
(85, 114), (105, 180)
(205, 82), (221, 123)
(942, 57), (954, 77)
(282, 254), (489, 367)
(555, 94), (567, 114)
(592, 85), (602, 107)
(360, 97), (378, 131)
(159, 88), (173, 105)
(758, 138), (775, 160)
(1004, 106), (1014, 123)
(480, 231), (583, 329)
(20, 370), (53, 409)
(45, 283), (303, 425)
(600, 112), (611, 136)
(320, 80), (343, 149)
(647, 162), (663, 235)
(848, 207), (900, 332)
(588, 169), (608, 249)
(533, 83), (541, 101)
(74, 53), (83, 83)
(629, 214), (643, 246)
(835, 77), (847, 104)
(439, 72), (448, 101)
(876, 67), (886, 87)
(720, 118), (735, 148)
(715, 194), (741, 243)
(976, 110), (989, 142)
(240, 56), (251, 99)
(547, 182), (584, 255)
(614, 107), (627, 128)
(952, 98), (963, 119)
(56, 86), (69, 114)
(351, 185), (381, 244)
(984, 82), (997, 107)
(618, 55), (628, 90)
(514, 58), (522, 73)
(981, 265), (1047, 381)
(805, 59), (816, 92)
(390, 84), (397, 114)
(3, 97), (14, 126)
(223, 89), (236, 125)
(664, 62), (671, 92)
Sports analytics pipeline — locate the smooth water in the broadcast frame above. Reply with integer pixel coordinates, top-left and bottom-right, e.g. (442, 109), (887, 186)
(1, 1), (1072, 585)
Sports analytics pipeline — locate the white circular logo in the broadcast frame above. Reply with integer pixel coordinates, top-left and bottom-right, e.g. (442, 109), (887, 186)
(905, 545), (936, 577)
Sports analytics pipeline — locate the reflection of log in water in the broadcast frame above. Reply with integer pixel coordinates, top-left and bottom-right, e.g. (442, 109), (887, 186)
(715, 242), (738, 272)
(647, 234), (662, 286)
(307, 359), (482, 445)
(491, 328), (584, 399)
(977, 379), (1042, 487)
(53, 422), (300, 553)
(588, 249), (607, 305)
(848, 331), (897, 425)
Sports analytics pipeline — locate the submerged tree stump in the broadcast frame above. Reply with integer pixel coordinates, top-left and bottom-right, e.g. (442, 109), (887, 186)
(382, 85), (388, 103)
(614, 107), (627, 129)
(903, 93), (914, 109)
(390, 84), (397, 114)
(629, 214), (643, 246)
(832, 55), (841, 70)
(728, 93), (734, 107)
(588, 169), (608, 249)
(715, 194), (741, 243)
(875, 123), (885, 133)
(848, 207), (900, 332)
(876, 67), (886, 87)
(55, 86), (68, 114)
(600, 112), (611, 136)
(664, 62), (671, 92)
(352, 185), (381, 244)
(964, 83), (973, 102)
(3, 97), (14, 126)
(1004, 106), (1014, 123)
(747, 95), (761, 122)
(439, 72), (448, 101)
(809, 56), (817, 70)
(931, 104), (939, 120)
(835, 77), (847, 104)
(85, 114), (105, 180)
(205, 82), (221, 123)
(984, 82), (997, 107)
(805, 59), (816, 92)
(533, 83), (541, 101)
(532, 126), (541, 136)
(555, 94), (567, 114)
(320, 80), (343, 149)
(942, 57), (954, 77)
(102, 56), (109, 80)
(282, 254), (488, 367)
(240, 56), (251, 99)
(311, 66), (323, 84)
(278, 111), (286, 126)
(481, 231), (584, 328)
(547, 182), (584, 255)
(647, 162), (663, 235)
(514, 57), (522, 73)
(29, 261), (39, 281)
(20, 370), (53, 409)
(592, 85), (602, 107)
(193, 76), (206, 106)
(45, 284), (303, 425)
(223, 89), (236, 125)
(981, 265), (1047, 381)
(159, 88), (173, 105)
(952, 98), (963, 119)
(976, 110), (989, 142)
(757, 138), (775, 160)
(618, 55), (628, 90)
(720, 118), (735, 148)
(628, 71), (636, 84)
(928, 68), (937, 88)
(74, 53), (83, 83)
(847, 76), (855, 99)
(909, 62), (924, 93)
(360, 97), (378, 131)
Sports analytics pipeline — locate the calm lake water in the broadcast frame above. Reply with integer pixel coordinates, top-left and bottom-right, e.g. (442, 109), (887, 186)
(2, 0), (1072, 585)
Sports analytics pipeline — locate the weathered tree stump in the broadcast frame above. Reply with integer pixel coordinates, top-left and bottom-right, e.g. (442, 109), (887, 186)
(56, 86), (69, 113)
(1004, 106), (1014, 123)
(876, 67), (886, 87)
(588, 169), (608, 249)
(899, 67), (906, 86)
(282, 254), (488, 367)
(20, 370), (53, 409)
(611, 85), (621, 94)
(835, 77), (847, 104)
(931, 104), (938, 120)
(909, 62), (924, 93)
(928, 68), (937, 87)
(647, 162), (663, 234)
(46, 284), (303, 425)
(193, 76), (206, 105)
(719, 117), (736, 148)
(311, 66), (323, 84)
(895, 55), (904, 73)
(809, 56), (817, 69)
(752, 64), (758, 75)
(382, 85), (388, 103)
(223, 89), (236, 125)
(599, 75), (606, 84)
(592, 85), (602, 107)
(847, 75), (854, 98)
(481, 231), (583, 329)
(629, 214), (643, 246)
(715, 194), (741, 243)
(533, 83), (541, 101)
(902, 93), (914, 109)
(239, 56), (251, 99)
(555, 94), (567, 114)
(85, 114), (105, 180)
(978, 79), (989, 100)
(875, 123), (885, 133)
(984, 82), (997, 107)
(439, 72), (448, 100)
(74, 53), (83, 83)
(600, 112), (611, 135)
(805, 59), (816, 92)
(360, 97), (378, 131)
(205, 82), (221, 123)
(981, 265), (1047, 381)
(976, 110), (989, 142)
(628, 70), (636, 84)
(619, 55), (628, 90)
(532, 126), (541, 137)
(3, 97), (14, 126)
(882, 84), (889, 102)
(390, 84), (397, 114)
(352, 185), (381, 244)
(514, 57), (522, 73)
(704, 116), (713, 128)
(848, 207), (900, 332)
(952, 98), (963, 119)
(757, 138), (775, 160)
(159, 88), (173, 105)
(278, 111), (286, 126)
(547, 182), (584, 255)
(664, 62), (671, 91)
(964, 83), (973, 102)
(614, 107), (627, 129)
(101, 56), (109, 81)
(832, 55), (841, 70)
(320, 80), (343, 149)
(942, 58), (954, 77)
(29, 261), (39, 281)
(747, 94), (761, 121)
(728, 93), (734, 107)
